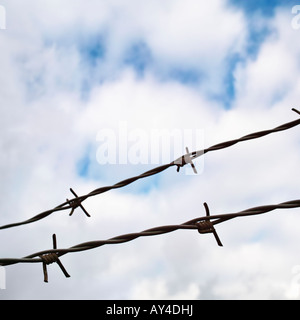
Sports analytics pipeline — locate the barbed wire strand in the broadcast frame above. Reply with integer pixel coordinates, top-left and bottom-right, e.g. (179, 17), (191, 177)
(1, 199), (300, 282)
(0, 108), (299, 231)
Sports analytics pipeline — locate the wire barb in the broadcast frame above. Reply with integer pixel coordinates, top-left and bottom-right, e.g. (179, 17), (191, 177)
(175, 147), (198, 173)
(39, 234), (70, 283)
(196, 203), (223, 247)
(67, 188), (91, 217)
(292, 108), (300, 116)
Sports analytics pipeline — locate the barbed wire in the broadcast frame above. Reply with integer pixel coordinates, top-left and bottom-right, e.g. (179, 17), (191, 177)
(1, 199), (300, 282)
(0, 109), (299, 231)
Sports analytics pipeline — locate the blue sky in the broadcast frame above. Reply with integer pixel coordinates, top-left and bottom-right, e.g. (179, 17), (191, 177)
(230, 0), (298, 15)
(1, 0), (300, 300)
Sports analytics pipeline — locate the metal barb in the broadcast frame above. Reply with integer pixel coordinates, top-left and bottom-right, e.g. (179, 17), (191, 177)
(185, 147), (198, 174)
(292, 108), (300, 116)
(40, 234), (70, 283)
(176, 147), (198, 174)
(196, 203), (223, 247)
(67, 188), (91, 217)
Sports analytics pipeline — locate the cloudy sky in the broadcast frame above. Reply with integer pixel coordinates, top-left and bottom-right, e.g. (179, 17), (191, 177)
(1, 0), (300, 300)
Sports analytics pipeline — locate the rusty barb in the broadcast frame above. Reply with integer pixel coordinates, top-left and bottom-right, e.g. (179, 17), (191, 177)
(39, 234), (70, 283)
(0, 109), (299, 231)
(196, 203), (223, 247)
(292, 108), (300, 115)
(176, 147), (198, 173)
(1, 199), (300, 282)
(67, 188), (91, 217)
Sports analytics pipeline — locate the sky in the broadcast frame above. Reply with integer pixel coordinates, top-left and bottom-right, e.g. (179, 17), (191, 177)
(1, 0), (300, 300)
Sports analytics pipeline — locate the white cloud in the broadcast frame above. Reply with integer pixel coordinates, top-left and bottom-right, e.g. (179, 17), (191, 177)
(234, 7), (300, 110)
(140, 0), (246, 62)
(131, 278), (200, 300)
(4, 0), (247, 94)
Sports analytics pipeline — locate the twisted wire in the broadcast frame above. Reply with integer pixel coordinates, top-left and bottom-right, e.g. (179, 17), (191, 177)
(1, 198), (300, 282)
(40, 253), (58, 265)
(0, 109), (299, 231)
